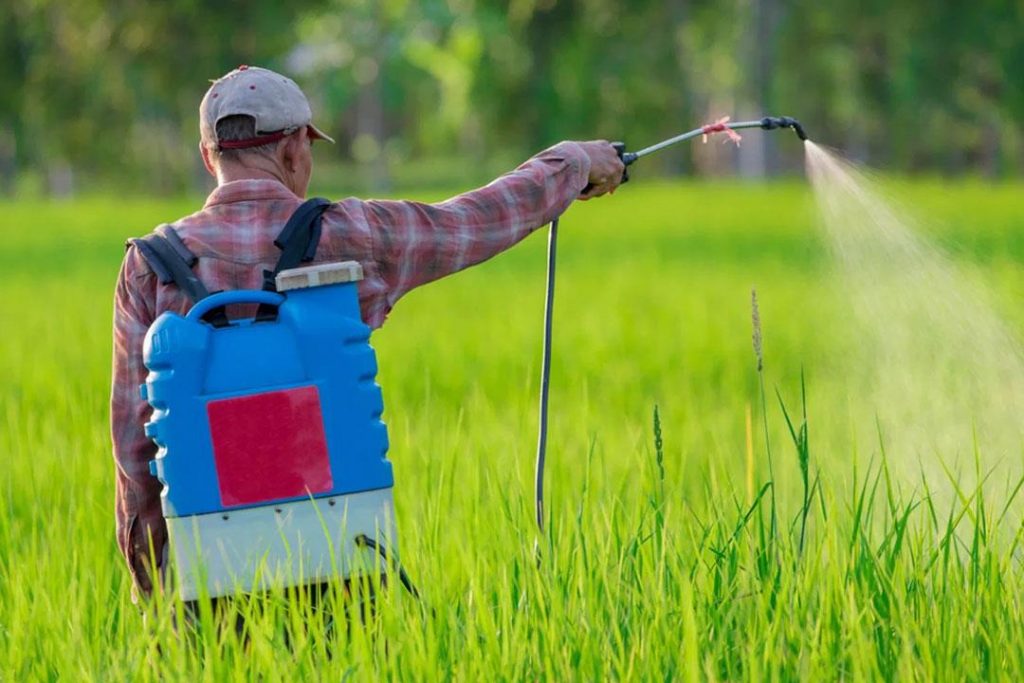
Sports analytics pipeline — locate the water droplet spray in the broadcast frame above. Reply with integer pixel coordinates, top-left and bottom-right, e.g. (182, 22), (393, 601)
(804, 141), (1024, 509)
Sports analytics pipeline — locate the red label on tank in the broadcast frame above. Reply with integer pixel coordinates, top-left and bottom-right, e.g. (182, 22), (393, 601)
(207, 386), (333, 507)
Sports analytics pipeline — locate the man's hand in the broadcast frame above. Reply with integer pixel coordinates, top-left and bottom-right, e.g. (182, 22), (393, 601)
(577, 140), (626, 200)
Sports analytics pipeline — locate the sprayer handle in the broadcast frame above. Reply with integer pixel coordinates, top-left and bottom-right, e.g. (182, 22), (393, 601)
(185, 290), (285, 324)
(581, 141), (631, 196)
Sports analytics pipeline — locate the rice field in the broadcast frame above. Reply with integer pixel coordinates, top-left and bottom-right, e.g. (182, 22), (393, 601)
(2, 179), (1024, 680)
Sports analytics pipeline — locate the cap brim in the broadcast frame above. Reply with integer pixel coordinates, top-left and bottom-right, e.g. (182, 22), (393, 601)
(308, 123), (335, 144)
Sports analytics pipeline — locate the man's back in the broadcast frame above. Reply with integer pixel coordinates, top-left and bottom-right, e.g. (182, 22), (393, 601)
(123, 179), (386, 327)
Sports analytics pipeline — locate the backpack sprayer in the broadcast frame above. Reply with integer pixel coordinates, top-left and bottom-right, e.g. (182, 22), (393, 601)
(534, 116), (808, 532)
(137, 202), (412, 602)
(137, 116), (806, 603)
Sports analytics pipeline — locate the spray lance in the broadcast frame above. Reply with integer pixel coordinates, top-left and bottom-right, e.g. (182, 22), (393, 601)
(534, 115), (808, 534)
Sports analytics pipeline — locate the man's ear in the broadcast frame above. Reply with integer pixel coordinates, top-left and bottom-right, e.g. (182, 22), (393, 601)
(200, 143), (216, 177)
(279, 133), (303, 173)
(282, 127), (312, 172)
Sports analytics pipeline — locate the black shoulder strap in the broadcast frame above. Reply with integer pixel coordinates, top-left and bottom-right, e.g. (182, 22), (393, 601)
(261, 197), (331, 293)
(256, 197), (331, 319)
(129, 226), (210, 304)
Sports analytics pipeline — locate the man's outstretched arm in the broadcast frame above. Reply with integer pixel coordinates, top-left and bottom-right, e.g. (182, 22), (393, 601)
(358, 141), (624, 320)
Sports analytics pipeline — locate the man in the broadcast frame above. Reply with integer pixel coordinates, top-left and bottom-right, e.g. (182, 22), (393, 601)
(111, 65), (624, 598)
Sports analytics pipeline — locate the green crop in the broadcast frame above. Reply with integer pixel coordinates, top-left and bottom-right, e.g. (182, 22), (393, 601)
(2, 180), (1023, 680)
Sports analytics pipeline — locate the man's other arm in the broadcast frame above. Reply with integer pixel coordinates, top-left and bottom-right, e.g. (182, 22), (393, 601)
(110, 249), (166, 598)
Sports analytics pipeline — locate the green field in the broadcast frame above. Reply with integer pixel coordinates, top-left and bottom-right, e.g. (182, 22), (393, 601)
(3, 180), (1024, 680)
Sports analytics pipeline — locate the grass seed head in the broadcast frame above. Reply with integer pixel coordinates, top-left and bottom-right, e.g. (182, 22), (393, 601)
(751, 288), (763, 372)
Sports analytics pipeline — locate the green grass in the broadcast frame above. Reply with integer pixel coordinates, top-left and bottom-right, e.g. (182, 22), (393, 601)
(2, 180), (1024, 680)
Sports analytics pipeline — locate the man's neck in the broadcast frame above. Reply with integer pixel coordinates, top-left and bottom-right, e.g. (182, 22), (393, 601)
(216, 165), (287, 187)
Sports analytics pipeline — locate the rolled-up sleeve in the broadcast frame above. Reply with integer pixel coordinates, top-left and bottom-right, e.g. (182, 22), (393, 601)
(363, 141), (591, 313)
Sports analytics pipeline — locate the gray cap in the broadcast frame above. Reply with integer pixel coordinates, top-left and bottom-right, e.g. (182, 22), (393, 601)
(199, 65), (334, 149)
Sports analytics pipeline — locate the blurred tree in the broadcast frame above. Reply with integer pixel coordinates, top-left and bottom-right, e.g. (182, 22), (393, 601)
(0, 0), (1020, 193)
(2, 0), (329, 193)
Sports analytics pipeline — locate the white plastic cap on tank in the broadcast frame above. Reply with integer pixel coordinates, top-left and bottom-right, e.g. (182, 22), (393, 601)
(276, 261), (363, 292)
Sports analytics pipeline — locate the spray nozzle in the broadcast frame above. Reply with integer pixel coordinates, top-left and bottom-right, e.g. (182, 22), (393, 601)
(760, 116), (808, 141)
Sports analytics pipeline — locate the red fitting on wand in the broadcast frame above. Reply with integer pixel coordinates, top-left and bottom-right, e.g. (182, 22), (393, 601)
(701, 116), (742, 146)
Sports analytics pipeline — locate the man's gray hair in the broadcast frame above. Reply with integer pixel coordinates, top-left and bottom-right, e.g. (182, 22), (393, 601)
(208, 115), (278, 163)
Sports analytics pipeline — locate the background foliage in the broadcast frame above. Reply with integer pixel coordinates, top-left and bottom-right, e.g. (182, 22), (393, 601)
(1, 0), (1022, 194)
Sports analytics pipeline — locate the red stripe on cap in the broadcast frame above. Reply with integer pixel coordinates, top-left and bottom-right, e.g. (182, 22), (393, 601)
(218, 130), (289, 150)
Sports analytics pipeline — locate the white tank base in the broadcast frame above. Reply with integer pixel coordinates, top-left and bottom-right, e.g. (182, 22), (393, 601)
(166, 488), (397, 601)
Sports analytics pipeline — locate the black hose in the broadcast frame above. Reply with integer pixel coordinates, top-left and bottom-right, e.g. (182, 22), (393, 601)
(535, 218), (558, 534)
(354, 534), (421, 599)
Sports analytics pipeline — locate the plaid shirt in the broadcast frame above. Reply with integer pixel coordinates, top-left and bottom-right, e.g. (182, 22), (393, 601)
(111, 142), (590, 595)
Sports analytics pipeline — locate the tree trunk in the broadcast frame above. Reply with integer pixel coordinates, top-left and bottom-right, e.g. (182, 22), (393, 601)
(354, 4), (390, 193)
(0, 125), (16, 195)
(738, 0), (777, 178)
(668, 0), (690, 176)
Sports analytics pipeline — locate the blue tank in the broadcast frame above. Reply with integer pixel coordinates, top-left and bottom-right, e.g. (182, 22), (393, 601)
(140, 262), (396, 599)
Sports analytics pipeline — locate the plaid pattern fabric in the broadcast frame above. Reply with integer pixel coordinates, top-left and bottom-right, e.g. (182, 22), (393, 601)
(111, 142), (590, 596)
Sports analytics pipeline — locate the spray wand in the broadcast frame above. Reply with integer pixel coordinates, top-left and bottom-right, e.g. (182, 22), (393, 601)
(534, 115), (808, 534)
